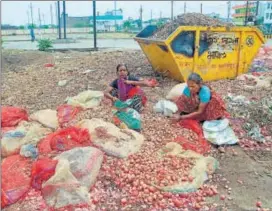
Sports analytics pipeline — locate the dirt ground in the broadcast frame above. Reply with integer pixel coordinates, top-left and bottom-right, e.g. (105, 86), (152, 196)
(2, 49), (272, 211)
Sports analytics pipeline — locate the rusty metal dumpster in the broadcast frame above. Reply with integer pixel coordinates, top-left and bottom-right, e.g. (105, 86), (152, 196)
(134, 26), (265, 82)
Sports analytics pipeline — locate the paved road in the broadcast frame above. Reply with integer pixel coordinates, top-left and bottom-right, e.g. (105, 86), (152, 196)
(3, 36), (272, 51)
(3, 38), (141, 50)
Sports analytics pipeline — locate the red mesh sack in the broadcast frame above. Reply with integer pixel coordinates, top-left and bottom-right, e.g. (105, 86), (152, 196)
(1, 106), (28, 127)
(128, 87), (147, 106)
(38, 127), (91, 154)
(177, 119), (210, 154)
(57, 104), (81, 127)
(1, 155), (32, 208)
(31, 158), (58, 190)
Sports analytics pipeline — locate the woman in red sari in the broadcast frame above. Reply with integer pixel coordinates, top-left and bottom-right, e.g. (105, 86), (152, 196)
(172, 73), (230, 122)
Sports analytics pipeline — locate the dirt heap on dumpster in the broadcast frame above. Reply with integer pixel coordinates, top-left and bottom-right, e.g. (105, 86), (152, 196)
(150, 13), (234, 40)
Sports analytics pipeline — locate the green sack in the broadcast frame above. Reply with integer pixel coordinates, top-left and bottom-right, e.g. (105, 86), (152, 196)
(114, 108), (141, 130)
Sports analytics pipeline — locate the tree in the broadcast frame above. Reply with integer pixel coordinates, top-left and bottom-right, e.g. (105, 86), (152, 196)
(28, 24), (37, 29)
(19, 25), (25, 29)
(156, 20), (164, 28)
(123, 20), (131, 32)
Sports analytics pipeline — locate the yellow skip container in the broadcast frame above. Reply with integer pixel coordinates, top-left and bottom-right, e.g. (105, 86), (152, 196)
(134, 26), (265, 82)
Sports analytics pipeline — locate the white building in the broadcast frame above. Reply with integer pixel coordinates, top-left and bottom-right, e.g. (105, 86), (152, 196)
(263, 2), (272, 32)
(264, 2), (272, 24)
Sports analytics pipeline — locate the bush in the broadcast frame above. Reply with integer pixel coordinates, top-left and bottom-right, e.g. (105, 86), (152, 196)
(37, 39), (53, 51)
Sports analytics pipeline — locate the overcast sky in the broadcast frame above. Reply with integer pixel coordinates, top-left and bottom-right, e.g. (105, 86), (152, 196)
(2, 1), (246, 26)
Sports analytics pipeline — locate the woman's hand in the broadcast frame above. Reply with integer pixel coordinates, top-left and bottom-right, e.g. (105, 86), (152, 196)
(145, 80), (153, 87)
(112, 97), (119, 102)
(170, 113), (182, 122)
(124, 80), (134, 85)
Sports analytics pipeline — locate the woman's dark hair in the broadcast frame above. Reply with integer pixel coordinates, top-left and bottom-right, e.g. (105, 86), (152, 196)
(116, 63), (129, 75)
(187, 73), (203, 84)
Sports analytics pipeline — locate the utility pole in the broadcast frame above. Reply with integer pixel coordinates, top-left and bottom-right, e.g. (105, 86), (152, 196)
(227, 1), (231, 22)
(244, 0), (249, 26)
(139, 5), (143, 29)
(184, 2), (187, 14)
(150, 9), (153, 24)
(160, 11), (162, 19)
(30, 2), (34, 27)
(38, 8), (42, 37)
(55, 2), (58, 26)
(27, 10), (30, 26)
(114, 0), (117, 32)
(63, 1), (66, 39)
(50, 4), (54, 27)
(57, 1), (61, 39)
(171, 0), (174, 20)
(255, 0), (259, 25)
(93, 0), (97, 50)
(38, 8), (41, 28)
(200, 3), (203, 14)
(42, 13), (45, 26)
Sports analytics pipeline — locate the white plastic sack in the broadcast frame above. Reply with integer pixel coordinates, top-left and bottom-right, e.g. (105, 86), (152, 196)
(1, 121), (51, 157)
(66, 90), (104, 109)
(42, 147), (103, 209)
(42, 159), (91, 209)
(153, 100), (178, 116)
(203, 119), (238, 145)
(166, 83), (187, 100)
(30, 109), (59, 129)
(77, 118), (145, 158)
(155, 142), (218, 193)
(55, 147), (104, 190)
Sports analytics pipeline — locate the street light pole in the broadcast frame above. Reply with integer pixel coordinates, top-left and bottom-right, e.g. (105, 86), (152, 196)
(93, 1), (97, 50)
(57, 1), (61, 39)
(63, 1), (67, 39)
(244, 0), (249, 26)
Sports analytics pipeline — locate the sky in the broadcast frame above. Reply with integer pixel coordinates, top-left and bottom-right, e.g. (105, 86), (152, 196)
(2, 1), (246, 26)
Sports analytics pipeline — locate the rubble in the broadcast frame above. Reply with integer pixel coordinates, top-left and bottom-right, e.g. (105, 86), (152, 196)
(149, 13), (233, 40)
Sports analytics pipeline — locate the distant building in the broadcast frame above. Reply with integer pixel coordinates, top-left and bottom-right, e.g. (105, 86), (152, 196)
(206, 13), (220, 19)
(232, 2), (266, 26)
(264, 2), (272, 32)
(60, 9), (123, 29)
(206, 13), (233, 24)
(142, 18), (171, 28)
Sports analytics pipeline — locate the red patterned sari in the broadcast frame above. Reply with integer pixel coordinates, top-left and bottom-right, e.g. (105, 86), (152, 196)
(175, 87), (230, 121)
